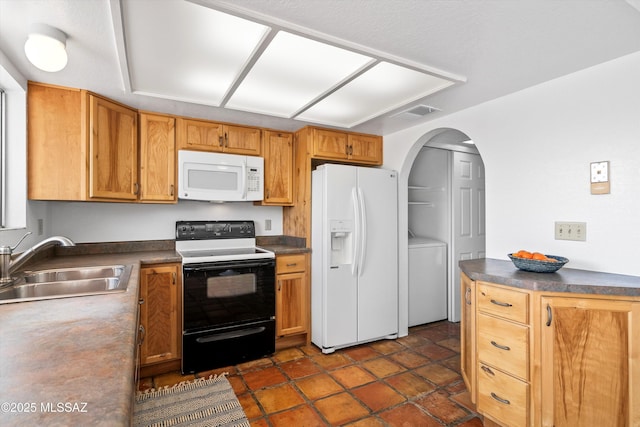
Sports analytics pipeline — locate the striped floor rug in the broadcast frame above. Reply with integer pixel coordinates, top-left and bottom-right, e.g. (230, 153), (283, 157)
(134, 374), (249, 427)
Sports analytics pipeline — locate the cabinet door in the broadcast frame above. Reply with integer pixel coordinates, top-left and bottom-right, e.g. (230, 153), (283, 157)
(312, 128), (348, 160)
(178, 118), (223, 152)
(261, 131), (294, 205)
(222, 124), (262, 155)
(27, 83), (87, 201)
(276, 270), (307, 336)
(139, 264), (182, 366)
(348, 134), (382, 165)
(460, 273), (476, 403)
(540, 296), (640, 427)
(139, 113), (176, 203)
(89, 95), (138, 200)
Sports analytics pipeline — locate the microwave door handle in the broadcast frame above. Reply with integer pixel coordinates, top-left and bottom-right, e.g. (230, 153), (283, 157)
(241, 161), (247, 199)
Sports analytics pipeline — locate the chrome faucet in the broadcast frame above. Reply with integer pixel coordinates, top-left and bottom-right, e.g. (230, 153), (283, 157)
(0, 232), (75, 285)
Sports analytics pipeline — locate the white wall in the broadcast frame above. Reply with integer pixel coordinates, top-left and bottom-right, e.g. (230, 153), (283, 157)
(384, 51), (640, 335)
(0, 51), (50, 250)
(45, 201), (283, 243)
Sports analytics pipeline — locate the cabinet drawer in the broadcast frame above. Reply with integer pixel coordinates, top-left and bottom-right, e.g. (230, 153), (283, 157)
(478, 363), (529, 427)
(477, 313), (529, 380)
(477, 282), (529, 324)
(276, 254), (306, 274)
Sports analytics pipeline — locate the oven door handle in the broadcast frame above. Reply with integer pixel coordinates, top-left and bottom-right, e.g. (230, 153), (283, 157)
(195, 326), (266, 343)
(184, 261), (274, 272)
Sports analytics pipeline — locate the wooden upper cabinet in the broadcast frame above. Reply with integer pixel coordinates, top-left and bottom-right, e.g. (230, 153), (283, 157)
(348, 133), (382, 164)
(259, 130), (294, 206)
(177, 118), (261, 156)
(139, 113), (176, 203)
(28, 82), (179, 203)
(89, 95), (138, 200)
(223, 124), (261, 155)
(28, 82), (141, 202)
(28, 83), (87, 201)
(309, 127), (382, 165)
(312, 128), (349, 160)
(177, 118), (223, 152)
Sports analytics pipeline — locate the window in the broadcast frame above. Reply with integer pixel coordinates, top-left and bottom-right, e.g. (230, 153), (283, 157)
(1, 88), (5, 228)
(0, 55), (28, 230)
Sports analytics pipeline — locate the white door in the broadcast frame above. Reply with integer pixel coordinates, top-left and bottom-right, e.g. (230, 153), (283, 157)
(451, 151), (485, 322)
(356, 167), (398, 342)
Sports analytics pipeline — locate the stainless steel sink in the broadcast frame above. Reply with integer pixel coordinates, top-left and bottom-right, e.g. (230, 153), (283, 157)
(0, 264), (131, 304)
(22, 265), (126, 283)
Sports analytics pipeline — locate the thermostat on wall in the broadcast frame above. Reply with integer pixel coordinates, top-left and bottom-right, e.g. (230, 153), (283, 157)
(590, 161), (610, 194)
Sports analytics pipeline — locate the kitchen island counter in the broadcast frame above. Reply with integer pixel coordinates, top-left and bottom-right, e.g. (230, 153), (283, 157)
(0, 248), (179, 427)
(460, 257), (640, 296)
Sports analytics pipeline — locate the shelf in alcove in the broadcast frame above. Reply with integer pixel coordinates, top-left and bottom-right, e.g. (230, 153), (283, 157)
(408, 201), (435, 207)
(408, 186), (445, 192)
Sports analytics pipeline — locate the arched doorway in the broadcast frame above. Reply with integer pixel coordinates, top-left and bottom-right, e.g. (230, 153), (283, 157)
(405, 128), (485, 324)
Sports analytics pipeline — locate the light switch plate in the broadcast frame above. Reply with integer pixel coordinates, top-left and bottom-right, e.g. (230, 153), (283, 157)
(590, 161), (610, 194)
(555, 221), (586, 241)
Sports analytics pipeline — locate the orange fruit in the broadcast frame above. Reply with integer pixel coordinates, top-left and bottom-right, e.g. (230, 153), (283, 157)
(516, 250), (533, 259)
(532, 252), (547, 261)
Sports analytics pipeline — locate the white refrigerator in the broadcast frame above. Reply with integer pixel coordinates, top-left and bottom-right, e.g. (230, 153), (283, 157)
(311, 164), (398, 353)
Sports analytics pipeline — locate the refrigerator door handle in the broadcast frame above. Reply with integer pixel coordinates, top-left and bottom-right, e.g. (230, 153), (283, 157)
(357, 187), (367, 276)
(351, 187), (360, 277)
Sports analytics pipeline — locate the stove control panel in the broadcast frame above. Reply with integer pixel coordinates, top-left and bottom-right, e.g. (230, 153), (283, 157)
(176, 221), (256, 240)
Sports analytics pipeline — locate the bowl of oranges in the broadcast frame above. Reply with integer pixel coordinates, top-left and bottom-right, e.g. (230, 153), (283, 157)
(508, 250), (568, 273)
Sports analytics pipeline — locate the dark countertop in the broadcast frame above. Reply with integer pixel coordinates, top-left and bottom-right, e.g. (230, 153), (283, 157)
(0, 235), (306, 426)
(257, 235), (310, 255)
(460, 258), (640, 297)
(0, 247), (180, 427)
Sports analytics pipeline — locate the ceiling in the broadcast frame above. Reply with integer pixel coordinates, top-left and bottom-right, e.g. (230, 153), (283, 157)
(1, 0), (640, 135)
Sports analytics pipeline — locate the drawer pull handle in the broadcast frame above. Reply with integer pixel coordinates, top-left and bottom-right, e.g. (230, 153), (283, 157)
(481, 365), (495, 376)
(491, 392), (511, 406)
(465, 287), (471, 305)
(490, 340), (511, 351)
(546, 303), (552, 326)
(286, 263), (298, 267)
(490, 299), (512, 308)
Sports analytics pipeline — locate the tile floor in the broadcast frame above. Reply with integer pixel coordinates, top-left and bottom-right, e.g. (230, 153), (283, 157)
(140, 321), (487, 426)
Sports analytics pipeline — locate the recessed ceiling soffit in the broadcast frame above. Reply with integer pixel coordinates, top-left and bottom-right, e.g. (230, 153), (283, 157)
(112, 0), (466, 128)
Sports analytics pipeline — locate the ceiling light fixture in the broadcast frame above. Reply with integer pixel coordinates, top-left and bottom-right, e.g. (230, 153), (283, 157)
(24, 23), (68, 72)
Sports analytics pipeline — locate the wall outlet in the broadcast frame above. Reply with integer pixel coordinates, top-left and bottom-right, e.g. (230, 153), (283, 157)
(555, 221), (586, 241)
(265, 219), (272, 231)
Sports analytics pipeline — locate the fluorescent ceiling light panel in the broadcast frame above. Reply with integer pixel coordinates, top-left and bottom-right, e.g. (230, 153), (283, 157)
(123, 0), (269, 105)
(296, 62), (455, 127)
(226, 31), (374, 117)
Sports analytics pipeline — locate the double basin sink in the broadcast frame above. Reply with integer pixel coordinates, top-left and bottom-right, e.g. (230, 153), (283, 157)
(0, 264), (132, 304)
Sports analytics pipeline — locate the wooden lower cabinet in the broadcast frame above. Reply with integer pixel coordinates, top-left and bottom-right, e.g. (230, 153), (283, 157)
(539, 295), (640, 427)
(139, 263), (182, 376)
(478, 362), (529, 427)
(462, 275), (640, 427)
(476, 282), (531, 427)
(275, 253), (310, 348)
(460, 273), (476, 403)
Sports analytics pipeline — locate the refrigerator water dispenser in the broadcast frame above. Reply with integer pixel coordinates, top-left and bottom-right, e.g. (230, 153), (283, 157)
(330, 220), (353, 266)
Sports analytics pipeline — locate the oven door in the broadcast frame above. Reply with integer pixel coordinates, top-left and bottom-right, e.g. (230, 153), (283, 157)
(182, 258), (275, 333)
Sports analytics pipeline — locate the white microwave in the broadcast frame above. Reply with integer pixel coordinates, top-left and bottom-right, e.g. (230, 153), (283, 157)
(178, 150), (264, 202)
